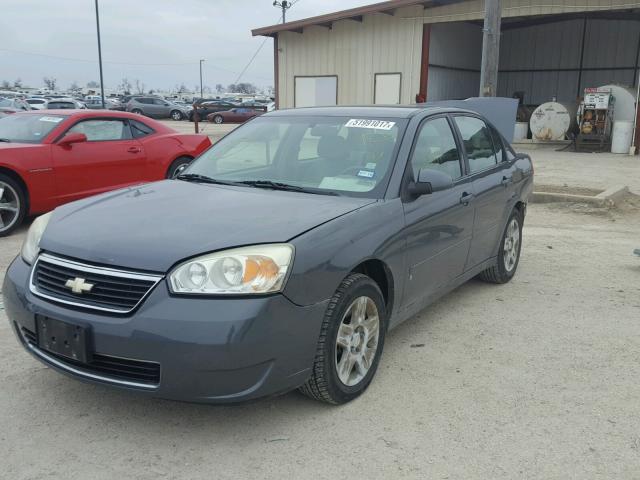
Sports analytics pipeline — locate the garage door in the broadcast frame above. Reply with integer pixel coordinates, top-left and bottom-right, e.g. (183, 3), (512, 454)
(374, 73), (401, 104)
(294, 76), (337, 107)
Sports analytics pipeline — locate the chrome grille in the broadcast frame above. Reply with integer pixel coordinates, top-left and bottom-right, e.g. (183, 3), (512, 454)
(30, 254), (163, 313)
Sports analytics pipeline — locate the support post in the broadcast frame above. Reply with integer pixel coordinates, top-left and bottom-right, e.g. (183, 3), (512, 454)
(94, 0), (105, 109)
(479, 0), (502, 97)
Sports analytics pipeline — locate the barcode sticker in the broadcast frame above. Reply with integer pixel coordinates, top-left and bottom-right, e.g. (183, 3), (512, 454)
(345, 119), (395, 130)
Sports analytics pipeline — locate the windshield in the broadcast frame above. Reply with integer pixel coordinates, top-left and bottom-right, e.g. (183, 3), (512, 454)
(0, 114), (66, 143)
(186, 115), (406, 197)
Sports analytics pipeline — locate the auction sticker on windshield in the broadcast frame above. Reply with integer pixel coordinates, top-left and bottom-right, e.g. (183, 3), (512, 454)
(345, 119), (395, 130)
(39, 116), (64, 123)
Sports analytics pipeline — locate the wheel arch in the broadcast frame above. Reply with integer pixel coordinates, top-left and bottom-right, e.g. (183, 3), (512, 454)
(0, 166), (29, 209)
(350, 258), (395, 315)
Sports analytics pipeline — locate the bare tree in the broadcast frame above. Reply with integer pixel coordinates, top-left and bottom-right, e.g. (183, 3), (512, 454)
(175, 83), (188, 94)
(86, 80), (100, 88)
(118, 78), (132, 94)
(1, 80), (10, 89)
(227, 83), (257, 94)
(69, 81), (81, 92)
(215, 83), (224, 93)
(134, 79), (145, 94)
(13, 78), (23, 88)
(43, 77), (57, 91)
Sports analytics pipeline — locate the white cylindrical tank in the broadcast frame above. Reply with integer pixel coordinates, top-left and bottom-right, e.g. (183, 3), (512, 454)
(611, 121), (633, 153)
(529, 102), (575, 141)
(513, 122), (528, 141)
(599, 84), (636, 123)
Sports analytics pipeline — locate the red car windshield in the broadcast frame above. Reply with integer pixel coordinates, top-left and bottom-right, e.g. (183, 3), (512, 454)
(0, 114), (67, 143)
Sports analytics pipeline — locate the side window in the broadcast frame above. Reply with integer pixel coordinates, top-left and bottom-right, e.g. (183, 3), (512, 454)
(130, 120), (155, 138)
(153, 98), (166, 105)
(410, 117), (462, 180)
(68, 119), (131, 141)
(454, 116), (498, 173)
(490, 127), (505, 162)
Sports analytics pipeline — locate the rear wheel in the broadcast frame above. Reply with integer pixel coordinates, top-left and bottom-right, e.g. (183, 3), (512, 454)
(131, 108), (143, 115)
(0, 174), (27, 237)
(479, 208), (523, 284)
(299, 273), (387, 404)
(166, 156), (193, 179)
(170, 110), (183, 121)
(212, 115), (223, 124)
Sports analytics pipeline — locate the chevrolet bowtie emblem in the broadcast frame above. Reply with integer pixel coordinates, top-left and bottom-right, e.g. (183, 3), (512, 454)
(65, 277), (94, 294)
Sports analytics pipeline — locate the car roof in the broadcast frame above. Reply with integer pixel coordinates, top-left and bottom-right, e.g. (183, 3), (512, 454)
(17, 109), (165, 121)
(265, 105), (472, 119)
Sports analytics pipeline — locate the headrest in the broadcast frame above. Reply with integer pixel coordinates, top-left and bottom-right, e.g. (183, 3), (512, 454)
(317, 135), (346, 161)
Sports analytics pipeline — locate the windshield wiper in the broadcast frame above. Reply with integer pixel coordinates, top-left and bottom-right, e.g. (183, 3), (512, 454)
(176, 173), (244, 187)
(238, 180), (338, 196)
(0, 138), (11, 143)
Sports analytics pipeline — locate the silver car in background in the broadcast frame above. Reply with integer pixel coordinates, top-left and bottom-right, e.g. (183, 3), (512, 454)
(126, 96), (192, 120)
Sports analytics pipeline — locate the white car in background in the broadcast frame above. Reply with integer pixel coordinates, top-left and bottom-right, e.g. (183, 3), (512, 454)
(25, 98), (48, 110)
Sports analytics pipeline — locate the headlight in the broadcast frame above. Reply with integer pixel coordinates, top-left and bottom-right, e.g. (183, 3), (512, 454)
(21, 212), (52, 264)
(168, 244), (294, 295)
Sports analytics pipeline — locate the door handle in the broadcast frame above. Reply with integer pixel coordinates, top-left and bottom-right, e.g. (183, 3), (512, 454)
(127, 147), (142, 153)
(459, 192), (474, 206)
(501, 175), (513, 187)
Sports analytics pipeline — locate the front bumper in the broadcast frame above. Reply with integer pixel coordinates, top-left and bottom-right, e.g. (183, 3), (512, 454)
(3, 256), (327, 403)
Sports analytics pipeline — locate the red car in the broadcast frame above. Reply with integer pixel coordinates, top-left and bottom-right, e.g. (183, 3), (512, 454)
(207, 107), (264, 124)
(0, 110), (211, 236)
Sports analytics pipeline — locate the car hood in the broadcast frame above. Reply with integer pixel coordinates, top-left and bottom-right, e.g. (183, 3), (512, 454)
(41, 180), (374, 272)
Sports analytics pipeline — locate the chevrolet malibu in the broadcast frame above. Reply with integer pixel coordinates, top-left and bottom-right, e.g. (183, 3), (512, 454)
(3, 106), (533, 404)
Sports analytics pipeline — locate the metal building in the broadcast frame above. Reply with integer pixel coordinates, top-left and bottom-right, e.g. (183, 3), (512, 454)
(252, 0), (640, 109)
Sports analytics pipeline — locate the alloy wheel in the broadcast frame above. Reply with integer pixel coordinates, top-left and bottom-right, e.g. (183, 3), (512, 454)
(503, 218), (520, 272)
(335, 296), (380, 387)
(0, 181), (20, 233)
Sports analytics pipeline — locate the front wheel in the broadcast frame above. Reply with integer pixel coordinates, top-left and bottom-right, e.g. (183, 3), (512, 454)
(299, 273), (387, 404)
(131, 108), (143, 115)
(170, 110), (183, 121)
(478, 208), (523, 283)
(0, 174), (27, 237)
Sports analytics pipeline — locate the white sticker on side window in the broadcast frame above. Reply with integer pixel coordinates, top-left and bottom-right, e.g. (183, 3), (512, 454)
(345, 119), (395, 130)
(39, 116), (63, 123)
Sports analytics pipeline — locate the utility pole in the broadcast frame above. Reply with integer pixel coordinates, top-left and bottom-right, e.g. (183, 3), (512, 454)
(199, 59), (205, 98)
(94, 0), (106, 108)
(479, 0), (501, 97)
(273, 1), (291, 23)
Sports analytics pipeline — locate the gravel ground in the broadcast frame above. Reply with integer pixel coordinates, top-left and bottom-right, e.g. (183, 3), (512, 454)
(1, 196), (639, 479)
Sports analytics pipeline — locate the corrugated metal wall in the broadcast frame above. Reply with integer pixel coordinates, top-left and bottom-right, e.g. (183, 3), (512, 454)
(277, 5), (424, 108)
(427, 22), (482, 100)
(498, 18), (640, 104)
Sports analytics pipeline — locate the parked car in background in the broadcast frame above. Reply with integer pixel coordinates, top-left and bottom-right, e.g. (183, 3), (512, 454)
(0, 110), (211, 235)
(2, 106), (532, 404)
(83, 98), (124, 110)
(25, 98), (49, 110)
(0, 97), (31, 114)
(189, 100), (238, 122)
(45, 99), (86, 110)
(207, 107), (264, 124)
(126, 97), (192, 120)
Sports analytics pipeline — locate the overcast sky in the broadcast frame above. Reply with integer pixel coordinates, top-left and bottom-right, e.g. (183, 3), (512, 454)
(1, 0), (372, 92)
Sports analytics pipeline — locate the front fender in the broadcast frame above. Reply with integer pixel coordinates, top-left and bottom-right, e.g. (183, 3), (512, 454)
(284, 199), (406, 315)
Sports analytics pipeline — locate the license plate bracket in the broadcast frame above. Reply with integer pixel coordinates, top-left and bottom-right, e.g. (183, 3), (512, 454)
(36, 316), (91, 363)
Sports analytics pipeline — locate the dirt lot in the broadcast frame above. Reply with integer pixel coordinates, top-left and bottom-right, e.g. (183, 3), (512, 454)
(1, 152), (640, 479)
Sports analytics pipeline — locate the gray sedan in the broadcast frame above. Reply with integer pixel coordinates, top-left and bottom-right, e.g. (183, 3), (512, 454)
(3, 106), (533, 404)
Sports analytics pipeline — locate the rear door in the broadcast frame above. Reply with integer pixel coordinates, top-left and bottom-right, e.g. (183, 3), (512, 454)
(51, 118), (148, 204)
(452, 115), (514, 268)
(401, 115), (475, 308)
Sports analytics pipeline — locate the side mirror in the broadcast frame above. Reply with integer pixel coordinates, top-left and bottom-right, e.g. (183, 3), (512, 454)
(408, 169), (454, 197)
(58, 132), (87, 146)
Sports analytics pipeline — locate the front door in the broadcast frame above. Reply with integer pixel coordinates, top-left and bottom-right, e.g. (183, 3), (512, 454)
(52, 118), (147, 205)
(401, 116), (475, 309)
(452, 115), (514, 268)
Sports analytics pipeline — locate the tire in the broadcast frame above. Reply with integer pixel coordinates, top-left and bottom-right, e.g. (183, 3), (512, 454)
(299, 273), (387, 404)
(131, 109), (143, 115)
(0, 173), (27, 237)
(166, 156), (193, 179)
(212, 115), (223, 124)
(478, 208), (523, 284)
(170, 110), (183, 121)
